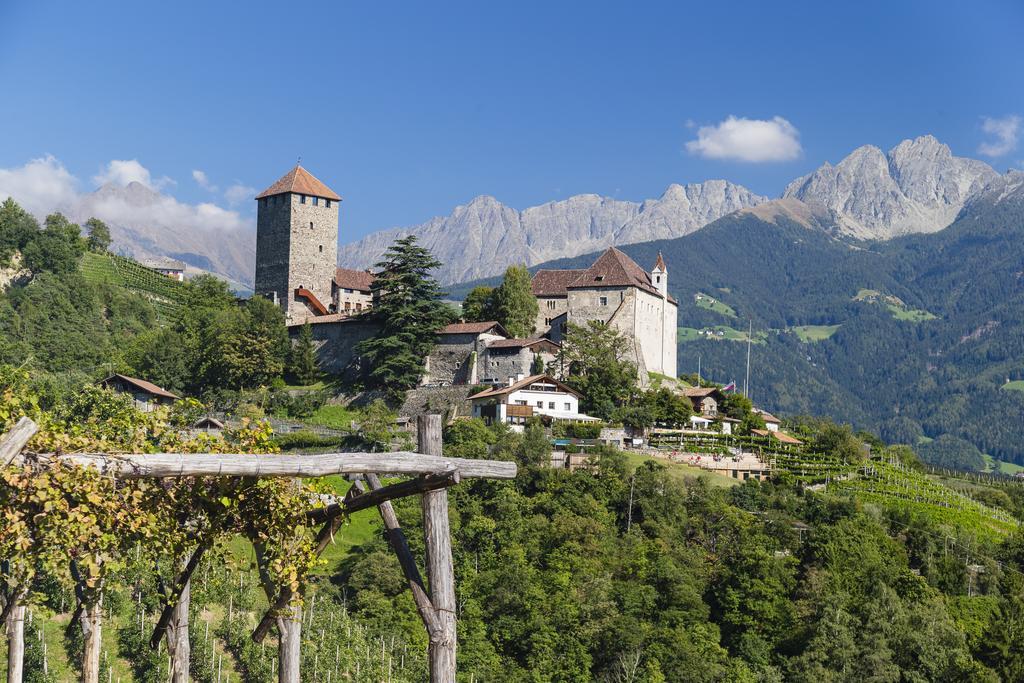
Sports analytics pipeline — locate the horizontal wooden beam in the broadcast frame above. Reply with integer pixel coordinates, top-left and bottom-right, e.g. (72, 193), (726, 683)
(307, 472), (460, 524)
(36, 451), (517, 480)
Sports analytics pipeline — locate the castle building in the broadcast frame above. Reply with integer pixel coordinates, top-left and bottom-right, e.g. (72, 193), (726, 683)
(532, 247), (678, 379)
(254, 165), (341, 322)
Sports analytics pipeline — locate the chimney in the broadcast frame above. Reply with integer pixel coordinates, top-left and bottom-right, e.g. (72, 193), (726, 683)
(516, 373), (525, 382)
(507, 376), (516, 386)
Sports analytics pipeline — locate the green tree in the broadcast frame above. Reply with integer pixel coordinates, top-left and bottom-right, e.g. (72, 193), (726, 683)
(358, 399), (406, 451)
(462, 286), (497, 322)
(0, 198), (39, 263)
(288, 322), (320, 385)
(492, 265), (538, 338)
(559, 320), (638, 419)
(84, 217), (112, 253)
(21, 213), (85, 274)
(355, 236), (454, 401)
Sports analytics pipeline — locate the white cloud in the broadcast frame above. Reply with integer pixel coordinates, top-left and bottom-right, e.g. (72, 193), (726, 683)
(224, 183), (256, 206)
(0, 155), (80, 217)
(686, 115), (802, 162)
(192, 169), (219, 192)
(0, 155), (251, 234)
(978, 115), (1021, 157)
(92, 159), (174, 189)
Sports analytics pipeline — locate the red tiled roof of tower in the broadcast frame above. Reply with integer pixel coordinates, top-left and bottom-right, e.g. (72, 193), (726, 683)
(654, 252), (667, 271)
(334, 267), (375, 292)
(255, 165), (342, 201)
(531, 269), (587, 296)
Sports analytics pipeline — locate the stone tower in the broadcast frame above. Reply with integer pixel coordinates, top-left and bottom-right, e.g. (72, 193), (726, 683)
(254, 165), (341, 322)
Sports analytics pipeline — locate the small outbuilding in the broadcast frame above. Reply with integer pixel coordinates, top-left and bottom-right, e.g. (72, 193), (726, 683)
(98, 374), (179, 412)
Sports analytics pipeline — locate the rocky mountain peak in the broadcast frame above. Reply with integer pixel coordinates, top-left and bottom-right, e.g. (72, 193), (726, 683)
(784, 136), (998, 239)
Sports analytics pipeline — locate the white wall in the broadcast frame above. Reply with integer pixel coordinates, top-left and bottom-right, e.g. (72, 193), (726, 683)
(507, 387), (579, 416)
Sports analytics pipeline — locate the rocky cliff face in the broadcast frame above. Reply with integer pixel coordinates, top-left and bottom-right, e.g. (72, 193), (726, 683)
(339, 181), (767, 284)
(783, 135), (998, 239)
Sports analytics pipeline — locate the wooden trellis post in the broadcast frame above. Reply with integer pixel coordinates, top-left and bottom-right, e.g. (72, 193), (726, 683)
(0, 416), (515, 683)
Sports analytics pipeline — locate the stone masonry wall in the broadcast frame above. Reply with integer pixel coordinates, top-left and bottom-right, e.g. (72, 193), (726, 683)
(286, 195), (339, 321)
(535, 295), (568, 335)
(255, 195), (292, 306)
(291, 319), (380, 378)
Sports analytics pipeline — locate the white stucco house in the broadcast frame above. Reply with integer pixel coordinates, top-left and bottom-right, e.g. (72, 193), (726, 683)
(469, 374), (599, 428)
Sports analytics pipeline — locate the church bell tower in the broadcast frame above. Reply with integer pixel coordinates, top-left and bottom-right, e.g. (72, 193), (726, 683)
(254, 165), (340, 322)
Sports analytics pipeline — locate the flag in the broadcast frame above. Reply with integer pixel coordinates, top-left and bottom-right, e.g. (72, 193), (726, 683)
(722, 382), (736, 392)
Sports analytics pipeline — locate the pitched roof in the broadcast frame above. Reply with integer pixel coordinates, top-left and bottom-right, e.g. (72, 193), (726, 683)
(334, 267), (375, 292)
(532, 269), (587, 297)
(568, 248), (676, 302)
(142, 257), (187, 271)
(255, 165), (341, 201)
(470, 374), (581, 400)
(683, 387), (723, 399)
(439, 321), (510, 336)
(752, 429), (802, 445)
(487, 338), (560, 351)
(100, 374), (179, 400)
(753, 408), (781, 423)
(654, 252), (667, 271)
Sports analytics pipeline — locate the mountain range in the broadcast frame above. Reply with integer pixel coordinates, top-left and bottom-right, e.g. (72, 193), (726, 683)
(74, 134), (1006, 291)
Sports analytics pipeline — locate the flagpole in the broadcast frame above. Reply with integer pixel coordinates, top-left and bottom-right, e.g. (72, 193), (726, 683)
(744, 319), (752, 398)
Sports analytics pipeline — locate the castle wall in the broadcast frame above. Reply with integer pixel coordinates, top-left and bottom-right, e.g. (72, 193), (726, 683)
(255, 195), (293, 306)
(535, 296), (568, 335)
(286, 195), (339, 321)
(292, 319), (380, 377)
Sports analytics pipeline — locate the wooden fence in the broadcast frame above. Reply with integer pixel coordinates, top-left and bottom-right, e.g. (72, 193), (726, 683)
(0, 414), (516, 683)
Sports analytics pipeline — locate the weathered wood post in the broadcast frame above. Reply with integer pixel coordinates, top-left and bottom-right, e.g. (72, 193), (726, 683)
(6, 603), (26, 683)
(418, 414), (457, 682)
(1, 417), (38, 683)
(165, 555), (192, 683)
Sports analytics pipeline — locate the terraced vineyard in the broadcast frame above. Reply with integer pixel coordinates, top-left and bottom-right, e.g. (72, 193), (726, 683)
(80, 252), (186, 317)
(650, 431), (1020, 539)
(771, 449), (1019, 539)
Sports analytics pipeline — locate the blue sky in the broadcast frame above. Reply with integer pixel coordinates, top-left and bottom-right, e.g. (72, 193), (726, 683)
(1, 0), (1022, 242)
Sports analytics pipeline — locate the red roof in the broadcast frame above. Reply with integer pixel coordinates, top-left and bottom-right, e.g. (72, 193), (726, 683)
(654, 252), (667, 271)
(100, 374), (179, 400)
(487, 338), (560, 351)
(532, 249), (676, 303)
(570, 247), (659, 294)
(439, 321), (510, 336)
(255, 165), (341, 201)
(334, 267), (375, 292)
(532, 269), (587, 297)
(470, 374), (581, 400)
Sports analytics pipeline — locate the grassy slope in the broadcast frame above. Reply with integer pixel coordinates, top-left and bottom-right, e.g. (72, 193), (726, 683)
(694, 293), (737, 318)
(621, 451), (737, 488)
(792, 324), (842, 342)
(1001, 380), (1024, 393)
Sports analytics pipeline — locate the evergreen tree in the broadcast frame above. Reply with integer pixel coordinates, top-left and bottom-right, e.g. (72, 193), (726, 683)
(462, 285), (497, 322)
(288, 322), (319, 385)
(355, 235), (454, 401)
(492, 265), (538, 338)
